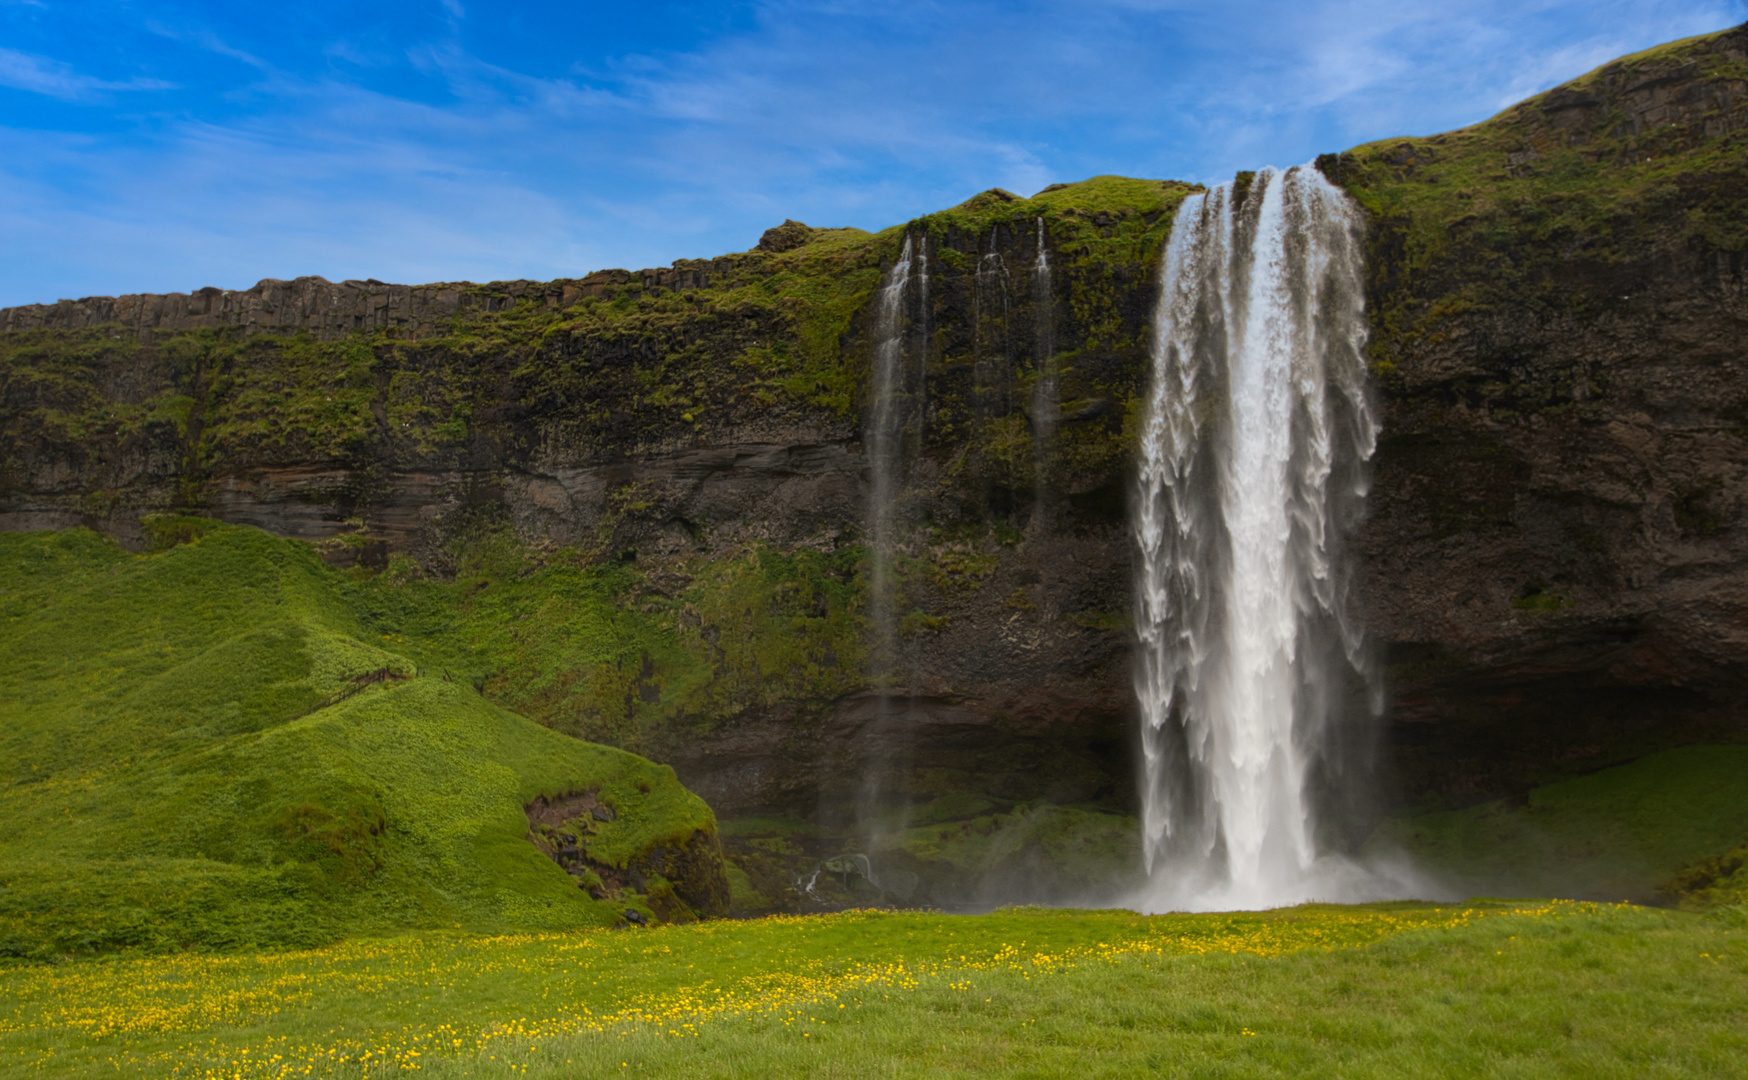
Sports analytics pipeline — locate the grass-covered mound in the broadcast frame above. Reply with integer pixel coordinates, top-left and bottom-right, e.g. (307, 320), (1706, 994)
(3, 902), (1742, 1078)
(1369, 745), (1748, 904)
(0, 524), (726, 958)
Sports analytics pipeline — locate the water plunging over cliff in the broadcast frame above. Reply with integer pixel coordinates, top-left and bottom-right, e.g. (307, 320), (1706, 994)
(867, 234), (917, 676)
(1030, 217), (1057, 532)
(855, 234), (926, 895)
(1131, 165), (1410, 911)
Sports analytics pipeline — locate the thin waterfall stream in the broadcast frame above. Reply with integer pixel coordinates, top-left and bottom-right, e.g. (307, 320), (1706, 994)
(856, 232), (924, 901)
(1030, 217), (1056, 533)
(1130, 165), (1420, 910)
(867, 233), (916, 681)
(974, 230), (1012, 425)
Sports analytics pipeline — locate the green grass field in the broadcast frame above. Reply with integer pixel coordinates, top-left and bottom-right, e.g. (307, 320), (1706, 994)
(1, 901), (1743, 1079)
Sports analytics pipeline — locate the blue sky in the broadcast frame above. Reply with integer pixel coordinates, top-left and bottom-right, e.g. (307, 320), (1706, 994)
(1, 0), (1743, 306)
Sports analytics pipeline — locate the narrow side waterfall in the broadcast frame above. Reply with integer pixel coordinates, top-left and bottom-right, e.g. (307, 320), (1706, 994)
(974, 231), (1012, 425)
(856, 232), (925, 899)
(868, 234), (918, 682)
(1029, 217), (1057, 532)
(913, 243), (931, 450)
(1131, 164), (1410, 911)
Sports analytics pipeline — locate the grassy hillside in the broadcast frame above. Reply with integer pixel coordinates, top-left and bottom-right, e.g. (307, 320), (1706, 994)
(1337, 24), (1748, 381)
(0, 524), (724, 959)
(342, 523), (871, 752)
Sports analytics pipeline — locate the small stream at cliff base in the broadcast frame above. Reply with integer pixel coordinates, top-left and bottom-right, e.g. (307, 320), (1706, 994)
(1130, 164), (1425, 911)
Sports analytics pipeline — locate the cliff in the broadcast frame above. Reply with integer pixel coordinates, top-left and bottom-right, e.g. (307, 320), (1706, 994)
(3, 27), (1745, 905)
(1338, 24), (1748, 805)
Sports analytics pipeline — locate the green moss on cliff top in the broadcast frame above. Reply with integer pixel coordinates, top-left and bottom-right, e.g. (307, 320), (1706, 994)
(1337, 23), (1748, 382)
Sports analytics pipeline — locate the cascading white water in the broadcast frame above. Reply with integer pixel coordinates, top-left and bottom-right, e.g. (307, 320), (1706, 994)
(1029, 217), (1057, 532)
(854, 233), (924, 895)
(1131, 164), (1415, 911)
(868, 235), (917, 674)
(913, 243), (931, 449)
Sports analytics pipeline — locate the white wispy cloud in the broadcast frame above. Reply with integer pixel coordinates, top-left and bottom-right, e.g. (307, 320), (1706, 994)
(0, 47), (175, 101)
(144, 22), (274, 71)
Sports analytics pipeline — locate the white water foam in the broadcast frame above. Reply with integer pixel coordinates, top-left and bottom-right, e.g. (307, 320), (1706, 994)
(1129, 165), (1427, 912)
(868, 234), (917, 676)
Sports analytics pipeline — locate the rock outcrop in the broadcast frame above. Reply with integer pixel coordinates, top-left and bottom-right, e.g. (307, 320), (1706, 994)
(0, 265), (728, 340)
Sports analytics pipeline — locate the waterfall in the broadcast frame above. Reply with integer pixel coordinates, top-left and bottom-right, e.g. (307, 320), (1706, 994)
(1029, 217), (1056, 532)
(974, 231), (1012, 425)
(855, 232), (926, 889)
(914, 242), (931, 450)
(868, 234), (917, 681)
(1131, 164), (1408, 911)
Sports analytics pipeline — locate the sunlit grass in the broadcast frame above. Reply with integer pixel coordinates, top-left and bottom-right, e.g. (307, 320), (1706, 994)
(0, 525), (719, 957)
(4, 900), (1742, 1078)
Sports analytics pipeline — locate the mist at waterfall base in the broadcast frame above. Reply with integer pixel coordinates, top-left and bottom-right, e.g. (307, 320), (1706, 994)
(1128, 165), (1433, 913)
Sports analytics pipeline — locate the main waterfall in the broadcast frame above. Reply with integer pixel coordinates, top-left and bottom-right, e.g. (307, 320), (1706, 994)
(1131, 164), (1411, 911)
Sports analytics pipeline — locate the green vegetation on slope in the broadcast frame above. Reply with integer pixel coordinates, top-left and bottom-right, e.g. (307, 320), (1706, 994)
(0, 525), (724, 959)
(1368, 745), (1748, 904)
(2, 902), (1742, 1078)
(344, 521), (870, 749)
(1336, 25), (1748, 396)
(3, 515), (1139, 920)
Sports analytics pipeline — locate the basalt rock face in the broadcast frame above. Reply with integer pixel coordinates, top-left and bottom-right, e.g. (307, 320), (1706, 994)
(526, 791), (730, 920)
(3, 29), (1747, 866)
(1338, 23), (1748, 806)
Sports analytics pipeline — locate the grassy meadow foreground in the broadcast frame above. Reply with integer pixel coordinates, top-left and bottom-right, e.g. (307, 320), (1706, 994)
(2, 901), (1744, 1079)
